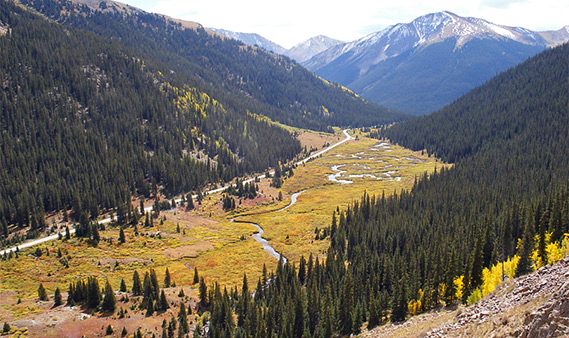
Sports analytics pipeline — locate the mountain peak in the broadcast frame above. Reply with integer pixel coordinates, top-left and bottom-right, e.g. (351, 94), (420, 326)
(304, 11), (569, 115)
(285, 35), (343, 62)
(285, 35), (342, 62)
(210, 28), (286, 54)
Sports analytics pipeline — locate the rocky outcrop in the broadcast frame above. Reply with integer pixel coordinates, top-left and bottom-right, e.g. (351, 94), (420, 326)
(521, 276), (569, 337)
(427, 257), (569, 337)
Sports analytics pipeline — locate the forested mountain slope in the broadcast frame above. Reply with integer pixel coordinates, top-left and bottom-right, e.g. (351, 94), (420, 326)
(0, 0), (403, 235)
(205, 44), (569, 336)
(21, 0), (401, 130)
(0, 0), (300, 232)
(384, 42), (569, 164)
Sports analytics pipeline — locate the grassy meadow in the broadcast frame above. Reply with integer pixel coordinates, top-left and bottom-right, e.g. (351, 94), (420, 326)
(0, 129), (444, 336)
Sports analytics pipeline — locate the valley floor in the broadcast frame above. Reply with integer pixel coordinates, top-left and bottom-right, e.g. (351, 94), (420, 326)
(0, 129), (442, 337)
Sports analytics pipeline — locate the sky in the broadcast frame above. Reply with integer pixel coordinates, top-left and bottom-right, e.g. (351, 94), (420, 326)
(120, 0), (569, 48)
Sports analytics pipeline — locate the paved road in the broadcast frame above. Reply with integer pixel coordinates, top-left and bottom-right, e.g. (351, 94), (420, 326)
(1, 129), (352, 256)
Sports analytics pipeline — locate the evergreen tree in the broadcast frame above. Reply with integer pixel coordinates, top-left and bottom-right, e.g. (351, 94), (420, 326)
(118, 226), (126, 244)
(199, 277), (208, 310)
(120, 278), (127, 293)
(54, 287), (62, 307)
(164, 268), (172, 288)
(38, 283), (48, 301)
(2, 322), (10, 334)
(516, 224), (535, 277)
(193, 267), (199, 284)
(132, 270), (142, 296)
(102, 280), (116, 312)
(86, 276), (102, 309)
(178, 302), (189, 335)
(158, 290), (169, 312)
(391, 278), (407, 323)
(367, 295), (380, 329)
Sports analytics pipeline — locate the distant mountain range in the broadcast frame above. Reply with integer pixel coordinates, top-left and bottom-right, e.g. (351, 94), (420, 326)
(303, 11), (569, 115)
(211, 29), (343, 63)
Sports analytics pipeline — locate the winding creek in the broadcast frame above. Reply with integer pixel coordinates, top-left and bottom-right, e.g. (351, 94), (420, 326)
(233, 191), (305, 263)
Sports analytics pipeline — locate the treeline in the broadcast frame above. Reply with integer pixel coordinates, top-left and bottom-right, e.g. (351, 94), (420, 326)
(20, 0), (403, 131)
(0, 0), (300, 232)
(205, 43), (569, 335)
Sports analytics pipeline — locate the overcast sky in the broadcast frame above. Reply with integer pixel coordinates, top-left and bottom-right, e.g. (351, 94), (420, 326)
(121, 0), (569, 48)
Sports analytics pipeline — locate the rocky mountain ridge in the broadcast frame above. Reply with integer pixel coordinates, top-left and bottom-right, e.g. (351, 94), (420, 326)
(303, 11), (569, 115)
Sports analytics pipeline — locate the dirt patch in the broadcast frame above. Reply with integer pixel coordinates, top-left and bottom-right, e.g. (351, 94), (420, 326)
(297, 131), (340, 150)
(96, 257), (152, 268)
(163, 211), (218, 228)
(163, 241), (214, 259)
(9, 288), (199, 338)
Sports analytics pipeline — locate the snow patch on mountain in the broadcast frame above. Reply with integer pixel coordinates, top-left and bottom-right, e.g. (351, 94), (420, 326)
(285, 35), (343, 63)
(211, 28), (287, 54)
(305, 11), (568, 72)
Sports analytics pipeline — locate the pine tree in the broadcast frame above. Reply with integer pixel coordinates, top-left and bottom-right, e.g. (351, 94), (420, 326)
(38, 283), (48, 301)
(150, 269), (160, 299)
(367, 295), (380, 329)
(118, 226), (126, 244)
(132, 270), (142, 296)
(470, 235), (484, 289)
(121, 327), (128, 337)
(193, 267), (199, 284)
(237, 273), (249, 327)
(105, 324), (113, 335)
(120, 278), (127, 292)
(199, 277), (208, 310)
(2, 322), (10, 334)
(293, 294), (305, 338)
(164, 268), (172, 288)
(102, 280), (116, 312)
(352, 302), (363, 334)
(516, 223), (535, 277)
(391, 278), (407, 323)
(54, 287), (62, 306)
(178, 302), (189, 334)
(86, 276), (102, 309)
(158, 290), (169, 312)
(298, 255), (306, 285)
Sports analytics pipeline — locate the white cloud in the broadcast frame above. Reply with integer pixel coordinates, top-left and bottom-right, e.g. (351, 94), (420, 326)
(122, 0), (569, 48)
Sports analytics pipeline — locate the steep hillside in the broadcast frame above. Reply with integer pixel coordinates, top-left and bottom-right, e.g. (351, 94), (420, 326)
(383, 42), (569, 163)
(362, 256), (569, 337)
(204, 40), (569, 337)
(286, 35), (343, 63)
(22, 0), (401, 130)
(305, 11), (569, 115)
(0, 0), (300, 232)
